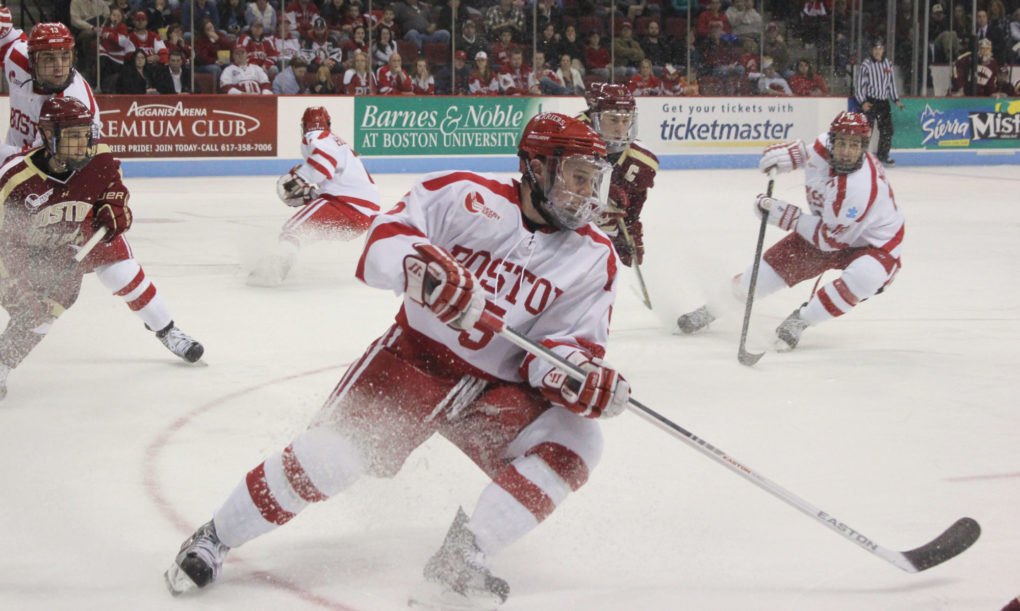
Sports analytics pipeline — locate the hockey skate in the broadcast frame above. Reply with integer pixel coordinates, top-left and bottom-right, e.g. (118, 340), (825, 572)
(676, 305), (716, 334)
(774, 306), (810, 351)
(246, 255), (293, 287)
(157, 322), (204, 363)
(164, 520), (230, 596)
(410, 508), (509, 609)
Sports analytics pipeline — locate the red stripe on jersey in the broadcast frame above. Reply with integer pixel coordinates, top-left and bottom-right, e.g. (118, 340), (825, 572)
(832, 278), (860, 306)
(493, 464), (556, 521)
(311, 147), (337, 168)
(355, 221), (426, 282)
(246, 463), (296, 525)
(575, 225), (618, 291)
(9, 46), (29, 73)
(813, 138), (828, 160)
(817, 286), (846, 317)
(306, 157), (333, 179)
(127, 283), (156, 311)
(526, 442), (589, 491)
(856, 155), (879, 222)
(282, 445), (329, 502)
(329, 193), (380, 211)
(114, 268), (146, 296)
(422, 172), (519, 203)
(881, 223), (905, 254)
(831, 174), (847, 217)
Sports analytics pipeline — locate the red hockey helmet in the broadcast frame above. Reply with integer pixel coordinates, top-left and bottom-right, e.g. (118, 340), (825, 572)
(301, 106), (331, 134)
(28, 23), (76, 93)
(828, 111), (871, 173)
(38, 97), (97, 171)
(0, 6), (12, 38)
(585, 82), (637, 152)
(518, 112), (612, 230)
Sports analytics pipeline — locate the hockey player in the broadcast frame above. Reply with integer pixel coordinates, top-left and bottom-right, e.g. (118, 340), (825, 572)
(247, 106), (381, 286)
(676, 111), (905, 351)
(165, 113), (628, 607)
(0, 17), (204, 364)
(579, 82), (658, 267)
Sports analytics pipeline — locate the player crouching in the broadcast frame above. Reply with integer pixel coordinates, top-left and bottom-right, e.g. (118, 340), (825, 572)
(676, 111), (905, 351)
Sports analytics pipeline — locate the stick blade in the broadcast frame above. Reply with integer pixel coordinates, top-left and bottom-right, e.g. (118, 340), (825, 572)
(899, 517), (981, 572)
(737, 347), (765, 367)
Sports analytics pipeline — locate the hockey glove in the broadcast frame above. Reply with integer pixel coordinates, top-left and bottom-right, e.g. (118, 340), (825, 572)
(597, 185), (629, 232)
(540, 352), (629, 419)
(613, 220), (644, 267)
(754, 194), (801, 231)
(276, 170), (317, 207)
(759, 140), (807, 174)
(404, 244), (485, 330)
(92, 199), (132, 241)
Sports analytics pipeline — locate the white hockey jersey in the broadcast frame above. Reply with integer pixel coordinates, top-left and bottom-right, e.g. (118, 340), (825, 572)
(219, 63), (272, 94)
(296, 129), (380, 214)
(1, 31), (101, 160)
(357, 171), (619, 385)
(798, 133), (904, 259)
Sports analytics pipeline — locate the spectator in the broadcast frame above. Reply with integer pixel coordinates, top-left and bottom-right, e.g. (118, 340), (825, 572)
(343, 51), (377, 94)
(98, 7), (132, 93)
(584, 30), (612, 81)
(142, 0), (173, 32)
(950, 4), (971, 50)
(498, 47), (529, 94)
(527, 50), (568, 94)
(613, 21), (644, 79)
(627, 57), (661, 95)
(303, 16), (342, 72)
(696, 0), (730, 39)
(246, 0), (278, 32)
(975, 9), (1008, 64)
(788, 58), (827, 96)
(931, 4), (960, 63)
(699, 22), (743, 79)
(195, 19), (233, 86)
(434, 48), (471, 94)
(219, 0), (247, 38)
(155, 50), (197, 93)
(220, 45), (273, 93)
(457, 20), (488, 63)
(661, 62), (698, 95)
(800, 0), (827, 49)
(320, 0), (349, 34)
(757, 56), (792, 95)
(468, 50), (499, 95)
(164, 24), (194, 63)
(558, 24), (587, 74)
(616, 0), (648, 21)
(377, 52), (414, 94)
(436, 0), (461, 35)
(273, 55), (310, 93)
(490, 27), (520, 69)
(738, 36), (762, 85)
(556, 53), (585, 94)
(117, 49), (159, 94)
(669, 26), (702, 75)
(340, 25), (370, 66)
(1009, 8), (1020, 64)
(393, 0), (450, 51)
(762, 22), (792, 77)
(70, 0), (110, 83)
(485, 0), (525, 41)
(276, 19), (303, 69)
(285, 0), (320, 40)
(183, 0), (220, 34)
(310, 64), (336, 93)
(238, 20), (279, 76)
(411, 57), (435, 94)
(372, 26), (398, 70)
(726, 0), (763, 41)
(537, 23), (560, 66)
(337, 2), (369, 38)
(640, 21), (670, 75)
(128, 11), (167, 64)
(374, 7), (401, 40)
(532, 0), (564, 32)
(951, 38), (1001, 96)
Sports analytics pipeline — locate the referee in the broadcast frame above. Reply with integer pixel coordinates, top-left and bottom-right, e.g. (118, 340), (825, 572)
(855, 39), (905, 167)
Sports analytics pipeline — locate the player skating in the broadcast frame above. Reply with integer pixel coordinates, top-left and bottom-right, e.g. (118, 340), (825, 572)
(165, 113), (628, 607)
(0, 17), (204, 364)
(676, 111), (905, 351)
(247, 106), (381, 287)
(578, 82), (658, 269)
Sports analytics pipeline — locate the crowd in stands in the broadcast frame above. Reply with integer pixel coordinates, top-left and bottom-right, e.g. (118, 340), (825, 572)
(59, 0), (1020, 97)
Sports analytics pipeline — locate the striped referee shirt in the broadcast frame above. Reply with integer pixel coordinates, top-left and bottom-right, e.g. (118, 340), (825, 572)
(855, 57), (899, 105)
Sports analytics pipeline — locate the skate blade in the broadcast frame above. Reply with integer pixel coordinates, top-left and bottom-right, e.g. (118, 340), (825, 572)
(164, 563), (199, 596)
(772, 337), (796, 352)
(407, 580), (502, 610)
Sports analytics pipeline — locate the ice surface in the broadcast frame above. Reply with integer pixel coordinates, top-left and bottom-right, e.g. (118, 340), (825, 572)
(1, 165), (1017, 610)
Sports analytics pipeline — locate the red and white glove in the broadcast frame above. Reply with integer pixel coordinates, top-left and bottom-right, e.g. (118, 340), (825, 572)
(276, 169), (317, 207)
(540, 352), (629, 419)
(91, 198), (132, 241)
(597, 184), (629, 231)
(759, 140), (807, 174)
(404, 244), (486, 330)
(754, 194), (801, 231)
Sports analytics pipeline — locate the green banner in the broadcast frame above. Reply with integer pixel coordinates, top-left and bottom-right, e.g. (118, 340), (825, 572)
(354, 97), (544, 156)
(893, 97), (1020, 149)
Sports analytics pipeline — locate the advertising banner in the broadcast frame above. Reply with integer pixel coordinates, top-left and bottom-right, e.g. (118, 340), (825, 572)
(96, 95), (277, 157)
(893, 98), (1020, 149)
(353, 97), (544, 156)
(636, 97), (844, 154)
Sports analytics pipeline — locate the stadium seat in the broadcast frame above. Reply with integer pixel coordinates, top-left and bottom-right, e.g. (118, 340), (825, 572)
(666, 17), (686, 39)
(397, 40), (419, 68)
(578, 15), (603, 35)
(635, 17), (652, 36)
(425, 42), (450, 66)
(195, 72), (216, 94)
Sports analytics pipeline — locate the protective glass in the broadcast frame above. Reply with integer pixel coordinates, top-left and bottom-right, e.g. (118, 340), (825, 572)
(33, 49), (74, 91)
(541, 154), (613, 230)
(829, 133), (865, 174)
(49, 125), (97, 170)
(592, 109), (637, 151)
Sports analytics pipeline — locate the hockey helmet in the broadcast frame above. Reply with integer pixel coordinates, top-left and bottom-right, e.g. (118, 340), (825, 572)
(301, 106), (331, 135)
(518, 112), (612, 230)
(28, 22), (76, 93)
(585, 82), (637, 153)
(0, 6), (12, 38)
(828, 111), (871, 174)
(38, 97), (97, 171)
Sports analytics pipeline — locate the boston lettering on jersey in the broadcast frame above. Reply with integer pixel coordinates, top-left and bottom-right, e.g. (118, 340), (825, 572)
(450, 244), (564, 315)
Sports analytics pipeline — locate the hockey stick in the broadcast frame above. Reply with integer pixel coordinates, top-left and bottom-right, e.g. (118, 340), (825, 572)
(737, 168), (777, 367)
(616, 219), (652, 310)
(74, 227), (108, 263)
(477, 311), (980, 573)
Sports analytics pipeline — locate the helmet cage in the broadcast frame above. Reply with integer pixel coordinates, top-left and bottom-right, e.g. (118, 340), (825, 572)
(28, 23), (76, 93)
(537, 154), (613, 230)
(591, 108), (638, 152)
(827, 111), (871, 174)
(38, 99), (97, 171)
